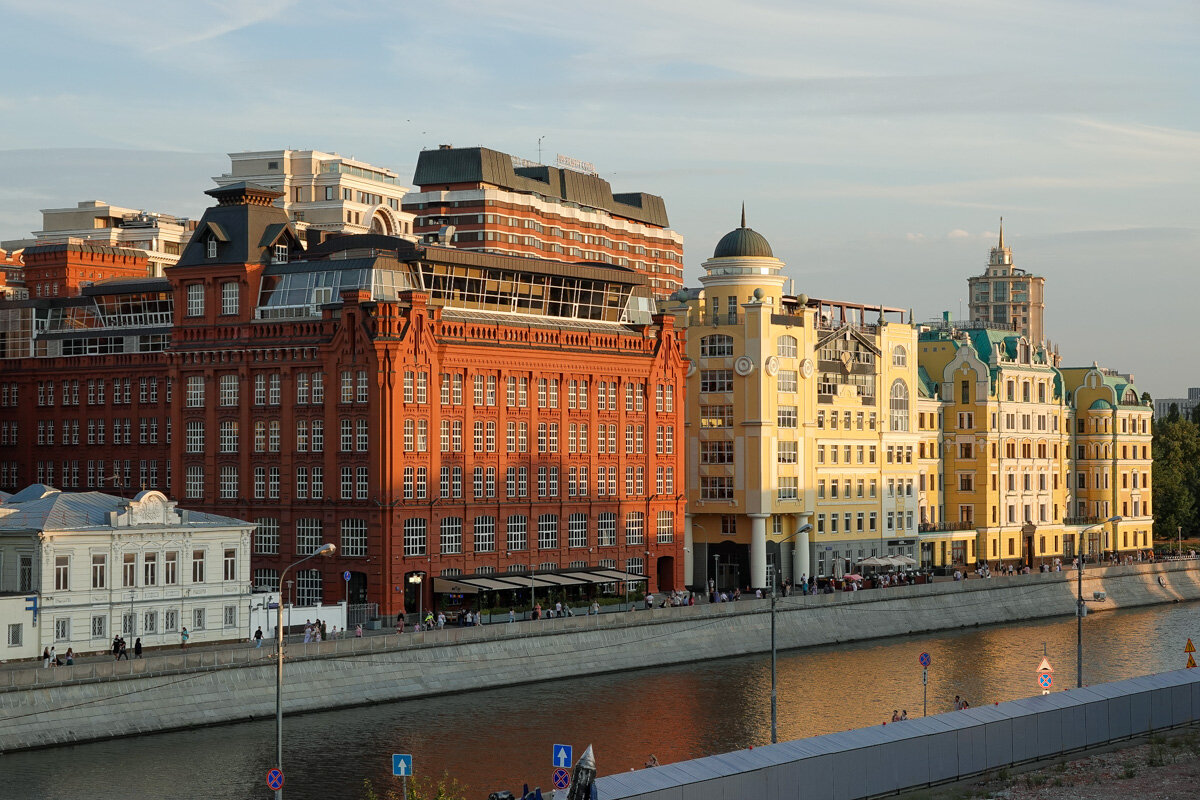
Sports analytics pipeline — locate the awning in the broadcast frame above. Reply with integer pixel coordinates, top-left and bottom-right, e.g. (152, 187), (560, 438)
(431, 568), (648, 595)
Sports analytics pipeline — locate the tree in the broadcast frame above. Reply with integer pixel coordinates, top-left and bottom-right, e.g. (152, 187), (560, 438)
(362, 774), (469, 800)
(1152, 416), (1200, 539)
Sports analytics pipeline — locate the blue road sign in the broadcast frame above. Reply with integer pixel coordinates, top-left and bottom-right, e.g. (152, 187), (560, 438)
(266, 769), (284, 791)
(392, 753), (413, 776)
(919, 652), (931, 667)
(553, 743), (573, 768)
(343, 570), (351, 581)
(553, 768), (571, 789)
(1039, 673), (1053, 688)
(25, 596), (38, 623)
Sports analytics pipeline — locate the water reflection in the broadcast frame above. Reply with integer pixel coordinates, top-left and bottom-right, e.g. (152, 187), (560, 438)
(4, 602), (1198, 800)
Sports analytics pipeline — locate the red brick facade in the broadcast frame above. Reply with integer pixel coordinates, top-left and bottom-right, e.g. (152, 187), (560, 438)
(22, 242), (150, 298)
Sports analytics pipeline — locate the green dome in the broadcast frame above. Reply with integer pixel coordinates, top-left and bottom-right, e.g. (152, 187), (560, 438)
(713, 226), (774, 258)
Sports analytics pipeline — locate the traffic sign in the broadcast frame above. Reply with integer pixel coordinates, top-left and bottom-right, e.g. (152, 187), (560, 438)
(919, 652), (931, 667)
(553, 767), (571, 789)
(1186, 639), (1196, 654)
(266, 769), (284, 791)
(392, 754), (413, 776)
(922, 668), (928, 686)
(553, 743), (573, 768)
(1037, 656), (1054, 673)
(1039, 673), (1053, 688)
(344, 570), (352, 582)
(1189, 653), (1197, 669)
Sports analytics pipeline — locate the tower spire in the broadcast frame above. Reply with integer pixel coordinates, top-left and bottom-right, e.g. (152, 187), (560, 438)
(741, 202), (746, 229)
(998, 216), (1004, 249)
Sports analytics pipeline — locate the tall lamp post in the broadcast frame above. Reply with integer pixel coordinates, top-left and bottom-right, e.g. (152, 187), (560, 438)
(276, 542), (336, 799)
(1077, 516), (1121, 689)
(408, 573), (424, 627)
(771, 523), (813, 743)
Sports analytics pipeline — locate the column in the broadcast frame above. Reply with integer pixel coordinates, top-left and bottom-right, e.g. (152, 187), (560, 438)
(792, 519), (811, 581)
(684, 514), (695, 587)
(750, 513), (769, 589)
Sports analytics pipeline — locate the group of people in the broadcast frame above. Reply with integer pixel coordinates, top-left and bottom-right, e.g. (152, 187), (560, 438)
(110, 635), (142, 660)
(302, 619), (338, 642)
(41, 646), (73, 667)
(889, 710), (910, 722)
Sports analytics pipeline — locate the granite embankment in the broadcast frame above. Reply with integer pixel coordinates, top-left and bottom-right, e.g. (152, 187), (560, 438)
(2, 560), (1198, 753)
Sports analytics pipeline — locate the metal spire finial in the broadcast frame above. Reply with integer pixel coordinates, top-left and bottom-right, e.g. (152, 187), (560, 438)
(741, 203), (746, 229)
(999, 216), (1005, 249)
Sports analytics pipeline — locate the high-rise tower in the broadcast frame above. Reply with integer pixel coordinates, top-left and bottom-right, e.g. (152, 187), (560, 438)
(967, 220), (1046, 345)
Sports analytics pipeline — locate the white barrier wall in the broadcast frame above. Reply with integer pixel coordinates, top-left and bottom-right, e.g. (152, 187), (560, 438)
(595, 669), (1200, 800)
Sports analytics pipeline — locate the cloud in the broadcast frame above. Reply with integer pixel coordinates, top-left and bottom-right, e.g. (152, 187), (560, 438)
(947, 229), (971, 239)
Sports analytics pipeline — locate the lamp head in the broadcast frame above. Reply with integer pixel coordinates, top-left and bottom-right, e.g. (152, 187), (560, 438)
(408, 574), (423, 585)
(797, 523), (813, 534)
(1107, 516), (1123, 523)
(317, 543), (337, 557)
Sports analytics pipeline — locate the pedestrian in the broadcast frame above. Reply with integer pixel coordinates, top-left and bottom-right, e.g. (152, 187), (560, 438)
(319, 619), (327, 640)
(900, 710), (909, 720)
(42, 647), (51, 669)
(508, 608), (516, 623)
(180, 627), (190, 649)
(134, 638), (143, 658)
(395, 617), (405, 635)
(254, 626), (264, 648)
(314, 628), (322, 643)
(891, 710), (900, 722)
(112, 635), (121, 661)
(355, 624), (363, 638)
(591, 601), (600, 616)
(436, 612), (445, 629)
(49, 645), (57, 666)
(953, 695), (962, 710)
(644, 754), (659, 768)
(65, 648), (74, 666)
(118, 639), (128, 660)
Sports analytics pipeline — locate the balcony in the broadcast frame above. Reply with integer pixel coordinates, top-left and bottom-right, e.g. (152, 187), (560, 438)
(1064, 516), (1104, 527)
(918, 521), (975, 533)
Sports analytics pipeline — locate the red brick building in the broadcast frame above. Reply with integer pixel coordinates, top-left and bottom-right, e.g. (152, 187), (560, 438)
(22, 241), (151, 298)
(404, 146), (685, 300)
(0, 182), (687, 617)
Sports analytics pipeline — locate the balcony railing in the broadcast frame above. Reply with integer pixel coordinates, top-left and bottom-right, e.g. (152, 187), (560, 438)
(918, 521), (975, 533)
(1064, 516), (1104, 527)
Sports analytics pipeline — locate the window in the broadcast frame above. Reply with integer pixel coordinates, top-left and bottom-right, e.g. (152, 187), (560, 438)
(657, 510), (674, 543)
(568, 514), (588, 548)
(700, 334), (734, 358)
(404, 518), (427, 556)
(777, 336), (797, 358)
(889, 380), (909, 432)
(440, 517), (464, 554)
(700, 441), (734, 464)
(186, 284), (205, 317)
(296, 569), (322, 606)
(206, 238), (218, 259)
(221, 281), (239, 315)
(191, 549), (206, 583)
(164, 551), (178, 585)
(473, 516), (496, 553)
(144, 552), (157, 586)
(296, 519), (322, 555)
(91, 554), (107, 588)
(255, 518), (280, 555)
(537, 514), (559, 549)
(597, 512), (617, 546)
(892, 345), (907, 367)
(777, 370), (797, 393)
(186, 376), (205, 408)
(700, 370), (733, 393)
(778, 406), (798, 428)
(778, 477), (799, 500)
(778, 441), (797, 463)
(700, 405), (733, 428)
(506, 515), (527, 551)
(701, 477), (735, 500)
(624, 512), (645, 545)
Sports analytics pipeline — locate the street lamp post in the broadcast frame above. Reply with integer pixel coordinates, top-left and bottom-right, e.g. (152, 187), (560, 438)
(771, 523), (813, 744)
(1077, 517), (1121, 689)
(276, 543), (336, 800)
(408, 573), (424, 628)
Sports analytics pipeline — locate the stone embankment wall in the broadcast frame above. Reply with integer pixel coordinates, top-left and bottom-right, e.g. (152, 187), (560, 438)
(2, 561), (1198, 753)
(596, 668), (1200, 800)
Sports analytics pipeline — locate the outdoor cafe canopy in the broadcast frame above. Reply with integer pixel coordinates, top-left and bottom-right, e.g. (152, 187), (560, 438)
(433, 567), (649, 596)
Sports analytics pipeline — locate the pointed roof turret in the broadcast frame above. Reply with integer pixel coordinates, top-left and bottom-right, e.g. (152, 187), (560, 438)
(712, 205), (773, 258)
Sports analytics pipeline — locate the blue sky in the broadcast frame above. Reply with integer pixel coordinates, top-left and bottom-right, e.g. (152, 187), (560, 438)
(1, 0), (1197, 396)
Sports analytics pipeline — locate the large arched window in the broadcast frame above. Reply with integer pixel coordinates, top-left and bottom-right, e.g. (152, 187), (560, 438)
(889, 379), (910, 431)
(699, 334), (734, 358)
(777, 336), (798, 358)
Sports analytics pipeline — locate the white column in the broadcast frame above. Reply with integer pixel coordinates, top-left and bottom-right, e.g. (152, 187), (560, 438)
(792, 520), (811, 581)
(750, 514), (769, 589)
(684, 515), (695, 587)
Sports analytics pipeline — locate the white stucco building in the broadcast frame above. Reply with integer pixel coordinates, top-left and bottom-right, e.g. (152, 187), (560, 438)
(0, 485), (254, 657)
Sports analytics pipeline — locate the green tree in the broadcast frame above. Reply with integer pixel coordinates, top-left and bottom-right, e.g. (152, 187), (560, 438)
(362, 773), (469, 800)
(1152, 416), (1200, 540)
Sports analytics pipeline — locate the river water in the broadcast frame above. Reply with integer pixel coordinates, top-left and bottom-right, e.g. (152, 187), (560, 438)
(5, 601), (1199, 800)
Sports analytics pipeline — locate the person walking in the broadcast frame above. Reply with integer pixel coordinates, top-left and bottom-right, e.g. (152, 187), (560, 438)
(118, 638), (128, 660)
(65, 648), (74, 666)
(42, 647), (51, 669)
(508, 608), (516, 623)
(254, 626), (264, 648)
(134, 638), (143, 658)
(180, 627), (189, 649)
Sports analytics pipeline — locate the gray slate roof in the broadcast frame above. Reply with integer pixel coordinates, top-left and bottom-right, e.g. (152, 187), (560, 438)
(0, 485), (249, 532)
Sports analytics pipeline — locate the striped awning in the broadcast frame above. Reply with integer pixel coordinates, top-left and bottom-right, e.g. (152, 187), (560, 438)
(433, 568), (648, 595)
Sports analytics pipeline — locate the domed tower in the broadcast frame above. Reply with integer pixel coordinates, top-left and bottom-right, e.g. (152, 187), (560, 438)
(698, 206), (788, 323)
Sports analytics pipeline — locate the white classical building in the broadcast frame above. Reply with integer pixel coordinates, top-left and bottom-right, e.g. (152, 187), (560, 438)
(0, 485), (254, 657)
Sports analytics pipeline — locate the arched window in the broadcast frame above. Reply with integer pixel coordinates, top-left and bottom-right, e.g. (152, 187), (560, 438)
(699, 334), (734, 358)
(777, 336), (797, 358)
(889, 380), (909, 432)
(892, 345), (907, 367)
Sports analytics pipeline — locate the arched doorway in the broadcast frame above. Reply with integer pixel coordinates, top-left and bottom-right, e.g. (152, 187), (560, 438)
(656, 555), (675, 592)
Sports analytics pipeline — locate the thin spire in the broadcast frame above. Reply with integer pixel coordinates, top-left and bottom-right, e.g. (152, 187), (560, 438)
(998, 216), (1004, 249)
(741, 203), (746, 229)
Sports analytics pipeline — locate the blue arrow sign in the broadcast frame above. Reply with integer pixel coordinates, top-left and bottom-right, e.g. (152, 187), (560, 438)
(344, 571), (351, 581)
(392, 753), (413, 777)
(25, 596), (37, 624)
(553, 743), (572, 768)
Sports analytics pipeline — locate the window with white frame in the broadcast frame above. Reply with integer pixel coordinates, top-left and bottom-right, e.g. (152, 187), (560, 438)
(699, 334), (734, 358)
(221, 282), (239, 316)
(193, 608), (206, 630)
(254, 518), (279, 554)
(186, 376), (205, 408)
(186, 283), (205, 317)
(403, 518), (427, 556)
(474, 516), (496, 552)
(537, 514), (559, 550)
(253, 569), (280, 592)
(506, 515), (527, 551)
(440, 517), (463, 554)
(295, 519), (322, 555)
(568, 513), (588, 548)
(340, 519), (366, 557)
(185, 466), (204, 499)
(656, 510), (674, 543)
(777, 336), (798, 358)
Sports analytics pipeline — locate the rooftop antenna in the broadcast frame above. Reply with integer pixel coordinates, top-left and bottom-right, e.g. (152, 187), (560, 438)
(999, 216), (1005, 248)
(741, 202), (747, 228)
(537, 135), (545, 164)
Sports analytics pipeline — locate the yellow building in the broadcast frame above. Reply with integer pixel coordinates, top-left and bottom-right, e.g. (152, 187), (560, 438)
(670, 214), (921, 590)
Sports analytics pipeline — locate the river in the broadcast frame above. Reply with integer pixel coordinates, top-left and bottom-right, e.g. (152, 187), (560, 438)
(4, 601), (1198, 800)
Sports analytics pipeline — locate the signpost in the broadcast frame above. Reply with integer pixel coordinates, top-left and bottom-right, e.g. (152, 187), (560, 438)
(392, 754), (413, 800)
(553, 743), (573, 769)
(1038, 655), (1054, 695)
(919, 652), (931, 716)
(1186, 638), (1197, 669)
(344, 570), (351, 606)
(266, 769), (284, 792)
(553, 767), (571, 790)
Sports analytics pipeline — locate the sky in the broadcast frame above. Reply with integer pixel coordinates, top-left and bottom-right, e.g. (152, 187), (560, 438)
(0, 0), (1197, 397)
